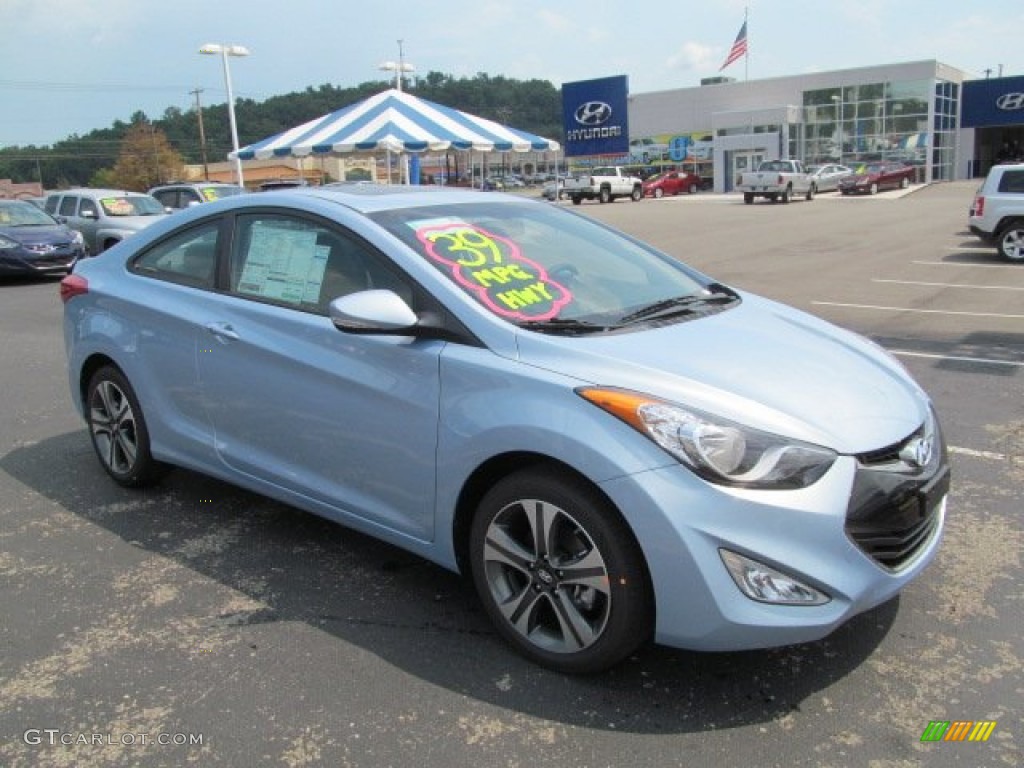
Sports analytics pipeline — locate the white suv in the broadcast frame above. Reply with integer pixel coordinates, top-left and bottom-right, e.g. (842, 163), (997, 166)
(968, 163), (1024, 262)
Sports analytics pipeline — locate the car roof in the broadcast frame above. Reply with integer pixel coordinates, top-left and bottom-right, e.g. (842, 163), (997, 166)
(49, 188), (153, 198)
(263, 183), (529, 215)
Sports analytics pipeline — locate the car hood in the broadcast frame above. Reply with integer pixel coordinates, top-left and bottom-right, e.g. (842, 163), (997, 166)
(514, 294), (928, 454)
(0, 225), (76, 245)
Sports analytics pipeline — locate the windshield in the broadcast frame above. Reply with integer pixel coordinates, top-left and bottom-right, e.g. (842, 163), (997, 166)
(370, 201), (730, 331)
(0, 201), (59, 227)
(200, 186), (245, 201)
(99, 196), (165, 216)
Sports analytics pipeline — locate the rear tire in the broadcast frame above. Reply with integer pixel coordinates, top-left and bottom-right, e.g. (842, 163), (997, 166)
(85, 366), (168, 487)
(869, 182), (879, 195)
(469, 467), (653, 674)
(743, 193), (754, 205)
(900, 177), (910, 189)
(688, 183), (698, 195)
(805, 184), (816, 201)
(599, 187), (612, 204)
(997, 222), (1024, 262)
(571, 196), (582, 206)
(780, 186), (791, 204)
(630, 186), (642, 202)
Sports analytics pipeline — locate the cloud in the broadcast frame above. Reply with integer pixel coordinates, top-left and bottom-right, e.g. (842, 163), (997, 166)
(667, 42), (718, 73)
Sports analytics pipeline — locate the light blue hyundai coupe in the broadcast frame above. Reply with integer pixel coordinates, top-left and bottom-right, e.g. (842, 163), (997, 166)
(61, 186), (949, 673)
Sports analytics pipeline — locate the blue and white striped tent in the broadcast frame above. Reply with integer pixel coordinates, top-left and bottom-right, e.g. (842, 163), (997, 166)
(230, 88), (559, 160)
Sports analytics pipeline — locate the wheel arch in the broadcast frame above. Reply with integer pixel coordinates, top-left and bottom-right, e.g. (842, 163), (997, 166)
(450, 452), (654, 604)
(78, 353), (122, 412)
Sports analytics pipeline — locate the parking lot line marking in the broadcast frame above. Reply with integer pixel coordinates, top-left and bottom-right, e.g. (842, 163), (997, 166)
(915, 260), (1021, 269)
(811, 301), (1024, 319)
(873, 278), (1024, 291)
(949, 445), (1009, 461)
(887, 349), (1024, 367)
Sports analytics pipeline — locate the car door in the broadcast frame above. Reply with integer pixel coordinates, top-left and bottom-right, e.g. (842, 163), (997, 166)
(196, 210), (443, 540)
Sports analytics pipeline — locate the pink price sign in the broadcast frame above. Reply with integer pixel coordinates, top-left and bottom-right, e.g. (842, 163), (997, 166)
(417, 223), (572, 321)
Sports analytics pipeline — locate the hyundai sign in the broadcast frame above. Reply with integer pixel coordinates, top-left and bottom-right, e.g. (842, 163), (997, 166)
(561, 75), (629, 157)
(962, 75), (1024, 127)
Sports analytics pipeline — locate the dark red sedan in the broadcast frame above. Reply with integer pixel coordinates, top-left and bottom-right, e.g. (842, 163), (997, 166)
(642, 171), (703, 198)
(838, 162), (915, 195)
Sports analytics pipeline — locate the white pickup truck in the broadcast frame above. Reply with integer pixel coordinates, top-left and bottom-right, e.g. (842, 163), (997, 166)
(736, 159), (815, 204)
(564, 166), (644, 205)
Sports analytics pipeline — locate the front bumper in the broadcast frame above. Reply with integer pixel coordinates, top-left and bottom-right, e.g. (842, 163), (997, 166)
(0, 247), (82, 275)
(599, 428), (949, 652)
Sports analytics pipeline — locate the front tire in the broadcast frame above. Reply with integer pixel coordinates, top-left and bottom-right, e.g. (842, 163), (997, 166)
(997, 222), (1024, 262)
(869, 182), (879, 195)
(780, 186), (791, 204)
(469, 468), (653, 674)
(654, 188), (664, 199)
(900, 177), (910, 189)
(85, 366), (167, 487)
(599, 187), (612, 204)
(743, 192), (754, 205)
(805, 184), (816, 201)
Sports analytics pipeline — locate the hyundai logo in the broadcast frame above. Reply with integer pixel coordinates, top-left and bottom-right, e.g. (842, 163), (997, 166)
(995, 92), (1024, 111)
(899, 435), (934, 469)
(574, 101), (612, 126)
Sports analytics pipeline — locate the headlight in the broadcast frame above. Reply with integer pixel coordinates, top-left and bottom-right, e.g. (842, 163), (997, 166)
(70, 230), (85, 246)
(577, 387), (837, 489)
(0, 234), (19, 250)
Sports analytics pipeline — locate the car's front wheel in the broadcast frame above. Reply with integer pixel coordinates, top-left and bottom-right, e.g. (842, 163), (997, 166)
(997, 222), (1024, 262)
(86, 366), (167, 487)
(469, 468), (653, 674)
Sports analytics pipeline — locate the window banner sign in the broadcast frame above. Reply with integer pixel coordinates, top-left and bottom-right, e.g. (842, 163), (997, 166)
(561, 75), (630, 157)
(962, 75), (1024, 127)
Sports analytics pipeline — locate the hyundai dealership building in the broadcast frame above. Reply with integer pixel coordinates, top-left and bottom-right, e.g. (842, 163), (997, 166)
(564, 61), (1024, 193)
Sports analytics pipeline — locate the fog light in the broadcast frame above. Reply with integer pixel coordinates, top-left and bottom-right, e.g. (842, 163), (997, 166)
(720, 550), (830, 605)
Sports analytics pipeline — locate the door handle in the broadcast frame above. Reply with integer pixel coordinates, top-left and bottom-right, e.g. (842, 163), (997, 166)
(205, 322), (240, 342)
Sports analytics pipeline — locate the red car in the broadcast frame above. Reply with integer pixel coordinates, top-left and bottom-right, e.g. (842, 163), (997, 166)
(838, 162), (915, 195)
(642, 171), (703, 198)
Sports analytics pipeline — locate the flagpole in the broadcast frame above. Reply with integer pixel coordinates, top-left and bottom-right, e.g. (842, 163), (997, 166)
(744, 7), (749, 83)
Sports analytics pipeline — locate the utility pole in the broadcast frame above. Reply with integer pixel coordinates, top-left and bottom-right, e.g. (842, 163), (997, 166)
(191, 87), (210, 180)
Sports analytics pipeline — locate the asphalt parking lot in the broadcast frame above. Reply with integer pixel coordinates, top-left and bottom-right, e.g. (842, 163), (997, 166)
(1, 180), (1021, 767)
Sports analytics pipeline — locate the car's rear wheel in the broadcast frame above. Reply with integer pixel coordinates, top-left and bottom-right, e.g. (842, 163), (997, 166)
(599, 187), (612, 204)
(630, 186), (642, 202)
(469, 468), (653, 674)
(780, 186), (791, 204)
(688, 183), (698, 194)
(997, 222), (1024, 262)
(805, 184), (816, 201)
(86, 366), (167, 487)
(743, 193), (754, 204)
(571, 196), (582, 206)
(869, 182), (879, 195)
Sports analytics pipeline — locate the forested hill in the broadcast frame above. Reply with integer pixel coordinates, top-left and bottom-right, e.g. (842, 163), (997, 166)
(0, 72), (562, 188)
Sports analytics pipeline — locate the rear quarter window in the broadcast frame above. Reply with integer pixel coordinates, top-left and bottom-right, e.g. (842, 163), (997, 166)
(997, 170), (1024, 194)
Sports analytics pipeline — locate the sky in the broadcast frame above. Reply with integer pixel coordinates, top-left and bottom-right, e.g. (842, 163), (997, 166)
(2, 0), (1023, 148)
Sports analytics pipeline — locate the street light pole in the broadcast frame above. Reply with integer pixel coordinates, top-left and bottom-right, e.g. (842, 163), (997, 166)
(199, 43), (249, 187)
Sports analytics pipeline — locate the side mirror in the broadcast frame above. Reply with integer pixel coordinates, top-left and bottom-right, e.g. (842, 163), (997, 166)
(329, 289), (420, 335)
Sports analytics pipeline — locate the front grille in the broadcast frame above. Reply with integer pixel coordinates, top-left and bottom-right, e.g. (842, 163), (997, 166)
(845, 418), (950, 571)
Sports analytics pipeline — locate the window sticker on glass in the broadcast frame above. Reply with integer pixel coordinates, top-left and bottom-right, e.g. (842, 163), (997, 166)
(101, 198), (135, 216)
(414, 219), (571, 321)
(237, 222), (328, 305)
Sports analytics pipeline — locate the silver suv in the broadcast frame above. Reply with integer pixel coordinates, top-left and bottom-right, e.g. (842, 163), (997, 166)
(44, 189), (167, 254)
(968, 162), (1024, 262)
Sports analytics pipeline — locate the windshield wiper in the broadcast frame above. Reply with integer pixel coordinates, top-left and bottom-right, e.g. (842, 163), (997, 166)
(517, 317), (614, 335)
(617, 291), (737, 325)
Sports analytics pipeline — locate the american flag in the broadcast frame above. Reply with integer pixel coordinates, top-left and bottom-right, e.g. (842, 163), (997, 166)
(719, 20), (748, 71)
